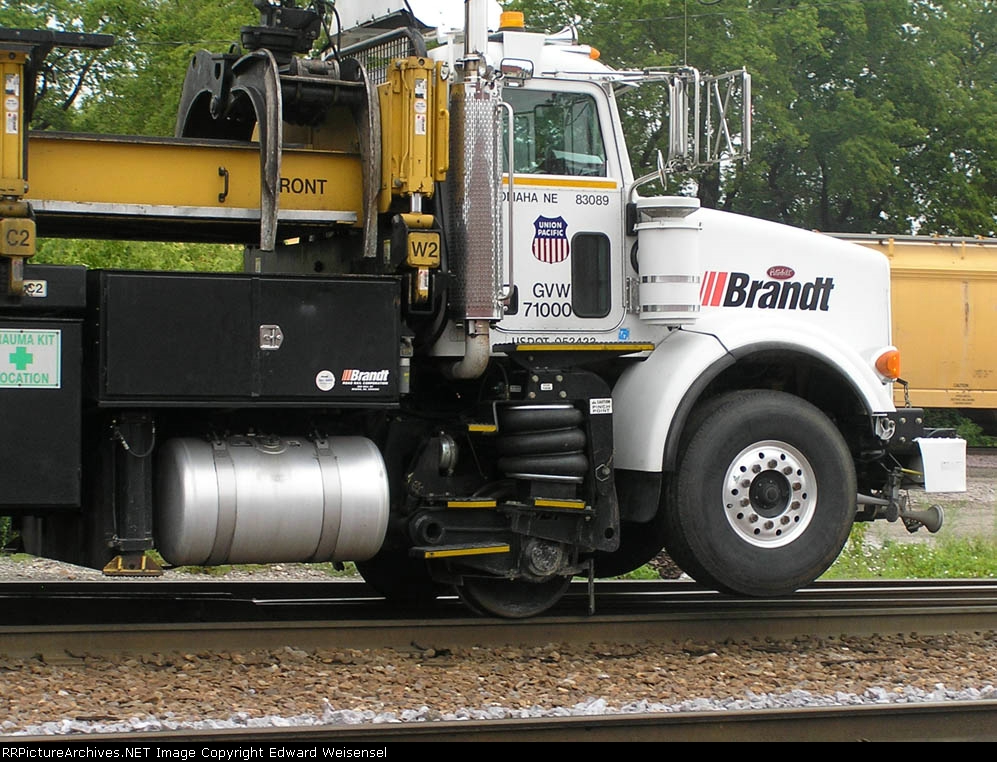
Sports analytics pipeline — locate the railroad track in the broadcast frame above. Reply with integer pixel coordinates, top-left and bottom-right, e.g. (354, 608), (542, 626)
(2, 579), (996, 743)
(1, 579), (996, 656)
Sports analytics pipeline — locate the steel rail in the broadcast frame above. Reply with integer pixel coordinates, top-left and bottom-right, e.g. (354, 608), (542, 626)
(1, 579), (996, 658)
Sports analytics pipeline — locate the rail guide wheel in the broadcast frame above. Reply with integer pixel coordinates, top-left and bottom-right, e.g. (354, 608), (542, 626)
(456, 574), (573, 619)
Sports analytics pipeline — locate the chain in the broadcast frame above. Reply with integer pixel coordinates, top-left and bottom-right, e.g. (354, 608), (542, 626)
(900, 377), (911, 407)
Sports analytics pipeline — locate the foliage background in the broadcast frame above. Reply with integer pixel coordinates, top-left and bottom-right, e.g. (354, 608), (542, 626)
(4, 0), (997, 251)
(0, 0), (255, 269)
(508, 0), (997, 236)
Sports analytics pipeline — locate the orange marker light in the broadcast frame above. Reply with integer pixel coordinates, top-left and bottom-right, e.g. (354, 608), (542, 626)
(875, 349), (901, 379)
(499, 11), (525, 31)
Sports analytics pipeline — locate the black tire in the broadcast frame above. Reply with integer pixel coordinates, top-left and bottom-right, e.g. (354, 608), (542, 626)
(660, 393), (736, 589)
(355, 550), (446, 608)
(667, 389), (855, 596)
(596, 395), (728, 581)
(592, 516), (669, 578)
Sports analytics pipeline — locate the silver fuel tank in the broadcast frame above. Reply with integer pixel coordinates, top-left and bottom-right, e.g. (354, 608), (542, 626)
(155, 435), (389, 566)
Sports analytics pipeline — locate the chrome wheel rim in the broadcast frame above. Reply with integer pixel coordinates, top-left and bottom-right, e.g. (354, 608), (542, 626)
(722, 439), (817, 548)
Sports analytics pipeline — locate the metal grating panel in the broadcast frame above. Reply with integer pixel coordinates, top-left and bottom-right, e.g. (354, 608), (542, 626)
(447, 80), (504, 321)
(339, 28), (428, 86)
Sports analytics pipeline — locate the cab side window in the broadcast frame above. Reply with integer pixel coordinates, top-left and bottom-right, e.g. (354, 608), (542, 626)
(571, 233), (611, 318)
(505, 89), (607, 177)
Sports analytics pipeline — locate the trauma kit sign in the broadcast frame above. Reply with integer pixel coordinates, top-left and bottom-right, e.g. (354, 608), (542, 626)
(0, 329), (61, 388)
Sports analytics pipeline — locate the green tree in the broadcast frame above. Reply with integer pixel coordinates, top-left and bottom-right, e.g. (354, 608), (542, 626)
(901, 0), (997, 235)
(71, 0), (253, 137)
(731, 0), (926, 233)
(0, 0), (253, 269)
(509, 0), (997, 236)
(0, 0), (252, 135)
(8, 1), (997, 239)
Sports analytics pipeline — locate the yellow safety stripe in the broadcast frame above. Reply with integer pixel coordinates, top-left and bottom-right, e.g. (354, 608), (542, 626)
(503, 175), (619, 191)
(422, 544), (510, 559)
(513, 343), (655, 353)
(446, 499), (498, 509)
(534, 498), (587, 510)
(467, 423), (498, 433)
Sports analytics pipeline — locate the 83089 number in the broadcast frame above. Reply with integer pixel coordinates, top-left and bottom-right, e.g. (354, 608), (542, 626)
(575, 194), (609, 206)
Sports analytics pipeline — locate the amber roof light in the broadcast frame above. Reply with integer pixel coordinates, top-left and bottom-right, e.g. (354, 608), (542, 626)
(499, 11), (525, 31)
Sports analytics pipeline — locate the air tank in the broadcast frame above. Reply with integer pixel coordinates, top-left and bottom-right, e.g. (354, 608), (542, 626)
(634, 196), (702, 326)
(155, 435), (389, 567)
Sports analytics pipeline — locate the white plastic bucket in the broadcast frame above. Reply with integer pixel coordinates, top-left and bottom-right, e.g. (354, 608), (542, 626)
(914, 437), (967, 493)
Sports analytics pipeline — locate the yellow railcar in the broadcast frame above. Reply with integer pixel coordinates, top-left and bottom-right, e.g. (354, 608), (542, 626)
(835, 234), (997, 424)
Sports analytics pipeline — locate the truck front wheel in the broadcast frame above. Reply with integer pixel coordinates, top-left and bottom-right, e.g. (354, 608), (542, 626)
(665, 390), (855, 596)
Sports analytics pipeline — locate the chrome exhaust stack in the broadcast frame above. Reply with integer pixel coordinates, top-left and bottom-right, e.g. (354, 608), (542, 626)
(445, 0), (505, 380)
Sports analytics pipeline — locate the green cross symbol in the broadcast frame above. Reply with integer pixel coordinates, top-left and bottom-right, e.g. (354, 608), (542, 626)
(9, 346), (33, 371)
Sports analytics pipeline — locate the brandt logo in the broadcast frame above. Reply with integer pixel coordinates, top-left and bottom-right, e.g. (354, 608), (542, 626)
(341, 369), (390, 384)
(767, 266), (795, 280)
(701, 271), (835, 312)
(340, 368), (391, 391)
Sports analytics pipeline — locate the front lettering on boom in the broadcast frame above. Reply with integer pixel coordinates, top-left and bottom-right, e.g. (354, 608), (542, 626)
(279, 177), (327, 195)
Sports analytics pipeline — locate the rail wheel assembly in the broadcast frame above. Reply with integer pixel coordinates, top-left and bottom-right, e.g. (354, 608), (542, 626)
(457, 574), (573, 619)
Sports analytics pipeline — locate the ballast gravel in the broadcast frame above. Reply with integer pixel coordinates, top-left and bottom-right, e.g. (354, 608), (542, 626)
(1, 556), (997, 737)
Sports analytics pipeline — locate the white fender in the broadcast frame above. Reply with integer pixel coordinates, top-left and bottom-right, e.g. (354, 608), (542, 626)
(612, 313), (898, 474)
(613, 205), (900, 474)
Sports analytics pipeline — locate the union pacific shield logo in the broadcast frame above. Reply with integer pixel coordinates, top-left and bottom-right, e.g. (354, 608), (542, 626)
(532, 216), (570, 264)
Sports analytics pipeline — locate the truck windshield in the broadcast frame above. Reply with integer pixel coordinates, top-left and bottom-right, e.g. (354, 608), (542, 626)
(504, 89), (607, 177)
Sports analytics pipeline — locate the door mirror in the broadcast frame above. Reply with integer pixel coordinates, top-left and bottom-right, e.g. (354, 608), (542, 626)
(501, 58), (534, 84)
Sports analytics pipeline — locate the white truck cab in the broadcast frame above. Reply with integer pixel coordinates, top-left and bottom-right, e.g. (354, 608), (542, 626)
(419, 6), (958, 593)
